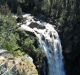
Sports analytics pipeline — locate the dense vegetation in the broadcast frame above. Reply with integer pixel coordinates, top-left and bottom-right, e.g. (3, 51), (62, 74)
(0, 0), (80, 75)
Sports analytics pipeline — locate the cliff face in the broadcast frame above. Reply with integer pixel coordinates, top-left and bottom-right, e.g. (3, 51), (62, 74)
(59, 24), (80, 75)
(0, 50), (38, 75)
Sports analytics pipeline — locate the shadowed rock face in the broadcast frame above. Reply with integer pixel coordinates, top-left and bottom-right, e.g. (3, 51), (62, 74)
(0, 50), (38, 75)
(29, 22), (45, 29)
(59, 24), (80, 75)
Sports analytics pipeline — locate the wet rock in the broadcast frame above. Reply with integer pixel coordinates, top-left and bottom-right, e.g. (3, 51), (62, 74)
(29, 22), (45, 29)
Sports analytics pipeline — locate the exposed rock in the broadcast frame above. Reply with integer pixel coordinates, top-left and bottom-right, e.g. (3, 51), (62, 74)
(0, 50), (38, 75)
(29, 22), (45, 29)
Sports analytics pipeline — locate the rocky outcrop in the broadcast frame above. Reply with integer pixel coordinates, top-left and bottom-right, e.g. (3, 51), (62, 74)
(0, 50), (38, 75)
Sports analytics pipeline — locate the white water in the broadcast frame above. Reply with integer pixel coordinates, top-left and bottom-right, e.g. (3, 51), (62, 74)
(19, 14), (66, 75)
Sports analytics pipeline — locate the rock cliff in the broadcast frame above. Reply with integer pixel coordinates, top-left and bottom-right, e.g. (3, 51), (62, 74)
(0, 50), (38, 75)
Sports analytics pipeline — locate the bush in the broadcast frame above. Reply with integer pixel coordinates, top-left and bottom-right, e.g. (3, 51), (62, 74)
(0, 13), (20, 55)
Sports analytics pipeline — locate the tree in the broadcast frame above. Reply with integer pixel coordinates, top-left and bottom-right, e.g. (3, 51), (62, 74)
(17, 5), (23, 23)
(0, 13), (20, 54)
(17, 5), (22, 18)
(0, 3), (10, 15)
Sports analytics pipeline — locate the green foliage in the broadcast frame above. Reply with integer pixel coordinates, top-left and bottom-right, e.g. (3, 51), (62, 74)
(13, 50), (25, 56)
(41, 0), (51, 14)
(0, 15), (14, 44)
(0, 3), (11, 15)
(0, 13), (20, 54)
(17, 6), (22, 18)
(17, 5), (25, 23)
(17, 0), (25, 3)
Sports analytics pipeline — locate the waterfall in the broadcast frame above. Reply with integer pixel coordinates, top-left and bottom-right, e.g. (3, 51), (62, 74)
(19, 14), (66, 75)
(34, 23), (65, 75)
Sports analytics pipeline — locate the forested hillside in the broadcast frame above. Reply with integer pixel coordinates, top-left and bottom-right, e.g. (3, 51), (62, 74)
(0, 0), (80, 75)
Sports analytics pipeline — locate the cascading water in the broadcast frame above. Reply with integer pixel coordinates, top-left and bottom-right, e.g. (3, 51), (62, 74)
(33, 23), (65, 75)
(19, 14), (66, 75)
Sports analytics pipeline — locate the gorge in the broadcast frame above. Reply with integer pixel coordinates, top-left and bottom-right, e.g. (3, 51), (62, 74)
(0, 0), (80, 75)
